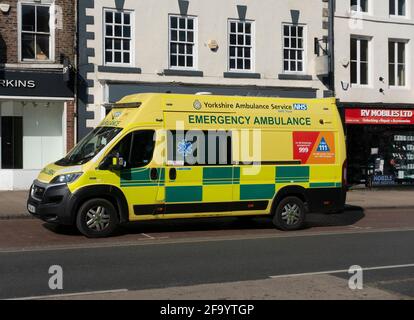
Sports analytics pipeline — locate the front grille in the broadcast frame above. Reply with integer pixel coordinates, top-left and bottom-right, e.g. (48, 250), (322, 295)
(31, 185), (45, 200)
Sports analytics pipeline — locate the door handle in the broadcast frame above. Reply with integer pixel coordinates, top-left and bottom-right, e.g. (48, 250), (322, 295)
(169, 168), (177, 181)
(150, 168), (158, 180)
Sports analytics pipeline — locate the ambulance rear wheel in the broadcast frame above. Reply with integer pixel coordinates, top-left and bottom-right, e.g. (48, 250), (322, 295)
(272, 196), (306, 231)
(76, 198), (119, 238)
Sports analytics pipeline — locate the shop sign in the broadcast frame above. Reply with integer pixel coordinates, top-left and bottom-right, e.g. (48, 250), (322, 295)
(371, 175), (396, 186)
(345, 108), (414, 125)
(0, 69), (73, 98)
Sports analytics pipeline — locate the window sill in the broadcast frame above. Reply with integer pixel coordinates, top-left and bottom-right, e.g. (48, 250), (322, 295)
(278, 74), (312, 81)
(350, 84), (371, 89)
(350, 10), (371, 16)
(4, 63), (63, 69)
(163, 69), (204, 77)
(389, 15), (410, 20)
(389, 86), (410, 90)
(223, 72), (261, 79)
(98, 66), (142, 74)
(19, 60), (55, 63)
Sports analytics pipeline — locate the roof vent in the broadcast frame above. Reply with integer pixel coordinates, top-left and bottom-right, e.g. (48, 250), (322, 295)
(195, 92), (213, 95)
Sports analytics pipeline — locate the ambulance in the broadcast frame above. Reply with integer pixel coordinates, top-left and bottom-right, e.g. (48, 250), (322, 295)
(27, 93), (347, 237)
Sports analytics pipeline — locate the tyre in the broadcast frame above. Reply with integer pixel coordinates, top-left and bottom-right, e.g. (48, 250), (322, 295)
(272, 196), (306, 231)
(76, 198), (119, 238)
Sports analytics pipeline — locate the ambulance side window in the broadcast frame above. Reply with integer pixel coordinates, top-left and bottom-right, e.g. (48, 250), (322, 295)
(129, 130), (156, 167)
(110, 133), (132, 163)
(167, 130), (232, 166)
(110, 130), (155, 168)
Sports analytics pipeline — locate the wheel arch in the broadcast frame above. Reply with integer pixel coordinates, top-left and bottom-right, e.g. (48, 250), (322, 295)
(66, 185), (129, 224)
(271, 185), (309, 216)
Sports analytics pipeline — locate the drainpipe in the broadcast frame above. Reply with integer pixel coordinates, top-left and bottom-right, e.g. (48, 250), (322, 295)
(328, 0), (335, 97)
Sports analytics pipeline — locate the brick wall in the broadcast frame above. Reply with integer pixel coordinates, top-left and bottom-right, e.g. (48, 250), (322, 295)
(0, 1), (18, 63)
(0, 0), (75, 64)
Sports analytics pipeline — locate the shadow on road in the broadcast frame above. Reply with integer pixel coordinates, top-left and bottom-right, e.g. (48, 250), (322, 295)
(42, 206), (365, 237)
(306, 205), (365, 228)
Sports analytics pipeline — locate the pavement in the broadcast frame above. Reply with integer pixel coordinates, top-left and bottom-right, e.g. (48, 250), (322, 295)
(43, 275), (405, 300)
(0, 188), (413, 220)
(0, 190), (29, 219)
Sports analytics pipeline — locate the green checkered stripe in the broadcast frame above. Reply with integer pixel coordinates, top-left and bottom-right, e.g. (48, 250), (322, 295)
(121, 166), (342, 202)
(276, 166), (310, 183)
(202, 167), (240, 185)
(120, 168), (165, 187)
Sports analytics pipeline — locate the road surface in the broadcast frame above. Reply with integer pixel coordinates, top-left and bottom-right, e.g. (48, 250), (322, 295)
(0, 206), (413, 299)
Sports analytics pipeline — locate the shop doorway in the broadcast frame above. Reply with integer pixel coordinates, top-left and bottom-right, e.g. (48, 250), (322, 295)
(1, 116), (23, 169)
(347, 125), (414, 186)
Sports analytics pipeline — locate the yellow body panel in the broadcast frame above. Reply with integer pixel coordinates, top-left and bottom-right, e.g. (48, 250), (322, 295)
(36, 93), (346, 222)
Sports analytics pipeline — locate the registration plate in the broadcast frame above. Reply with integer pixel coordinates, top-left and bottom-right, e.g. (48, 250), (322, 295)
(28, 204), (36, 214)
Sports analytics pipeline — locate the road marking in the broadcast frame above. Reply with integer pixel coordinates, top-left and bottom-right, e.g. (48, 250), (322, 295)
(269, 263), (414, 279)
(9, 288), (129, 300)
(141, 233), (155, 239)
(1, 227), (414, 254)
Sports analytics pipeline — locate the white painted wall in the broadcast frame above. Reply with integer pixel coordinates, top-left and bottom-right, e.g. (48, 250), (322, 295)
(334, 0), (414, 104)
(22, 102), (64, 169)
(85, 0), (329, 127)
(0, 100), (65, 190)
(0, 170), (41, 191)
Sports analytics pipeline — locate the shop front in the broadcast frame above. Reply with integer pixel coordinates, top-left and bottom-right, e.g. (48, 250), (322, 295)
(0, 69), (74, 190)
(345, 107), (414, 187)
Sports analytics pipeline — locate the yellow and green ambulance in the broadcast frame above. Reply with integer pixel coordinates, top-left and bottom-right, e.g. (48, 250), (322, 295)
(27, 93), (347, 237)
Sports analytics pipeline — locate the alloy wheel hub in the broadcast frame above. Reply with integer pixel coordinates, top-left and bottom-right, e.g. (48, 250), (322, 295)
(86, 206), (110, 231)
(281, 203), (300, 225)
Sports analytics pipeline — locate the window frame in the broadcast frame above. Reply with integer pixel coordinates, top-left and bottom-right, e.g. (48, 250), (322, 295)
(390, 0), (407, 17)
(102, 7), (135, 67)
(281, 23), (307, 74)
(388, 39), (408, 88)
(350, 36), (371, 86)
(227, 19), (255, 73)
(350, 0), (369, 13)
(168, 14), (198, 71)
(18, 1), (55, 62)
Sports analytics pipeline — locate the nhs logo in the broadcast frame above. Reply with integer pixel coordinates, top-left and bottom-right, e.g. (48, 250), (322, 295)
(293, 104), (308, 111)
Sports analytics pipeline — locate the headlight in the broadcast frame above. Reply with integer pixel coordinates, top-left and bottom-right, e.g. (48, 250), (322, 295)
(51, 172), (83, 184)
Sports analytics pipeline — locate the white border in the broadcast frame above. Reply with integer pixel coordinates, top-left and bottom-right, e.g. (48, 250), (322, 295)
(388, 38), (409, 89)
(227, 19), (255, 73)
(168, 14), (198, 71)
(280, 23), (307, 75)
(350, 35), (372, 87)
(102, 7), (135, 67)
(17, 0), (55, 63)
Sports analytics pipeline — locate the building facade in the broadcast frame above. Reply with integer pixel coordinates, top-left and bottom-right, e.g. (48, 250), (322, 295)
(78, 0), (331, 139)
(0, 0), (75, 190)
(334, 0), (414, 186)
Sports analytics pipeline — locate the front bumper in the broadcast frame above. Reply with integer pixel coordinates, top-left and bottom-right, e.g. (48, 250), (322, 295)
(27, 180), (73, 225)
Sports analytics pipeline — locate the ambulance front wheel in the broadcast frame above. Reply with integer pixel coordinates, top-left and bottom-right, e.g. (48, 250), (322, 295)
(76, 198), (119, 238)
(272, 196), (306, 231)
